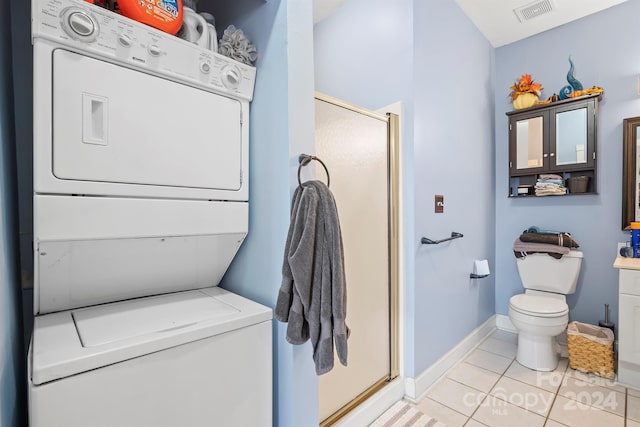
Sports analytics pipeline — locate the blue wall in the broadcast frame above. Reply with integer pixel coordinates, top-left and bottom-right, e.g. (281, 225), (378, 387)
(314, 0), (495, 378)
(313, 0), (417, 375)
(494, 0), (640, 328)
(0, 0), (25, 425)
(220, 1), (319, 426)
(412, 1), (495, 375)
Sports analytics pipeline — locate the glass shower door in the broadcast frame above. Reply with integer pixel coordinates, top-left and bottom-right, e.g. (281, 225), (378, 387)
(315, 94), (399, 425)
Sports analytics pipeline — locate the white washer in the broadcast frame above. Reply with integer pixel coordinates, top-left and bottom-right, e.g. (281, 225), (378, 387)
(29, 288), (272, 427)
(29, 1), (271, 426)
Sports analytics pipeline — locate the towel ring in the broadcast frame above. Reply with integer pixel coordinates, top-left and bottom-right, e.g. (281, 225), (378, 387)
(297, 154), (330, 187)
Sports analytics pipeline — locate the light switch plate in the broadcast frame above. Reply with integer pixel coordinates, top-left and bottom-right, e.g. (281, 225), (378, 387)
(435, 195), (444, 213)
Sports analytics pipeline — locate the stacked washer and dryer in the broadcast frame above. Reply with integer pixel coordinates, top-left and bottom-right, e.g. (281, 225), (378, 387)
(29, 1), (272, 426)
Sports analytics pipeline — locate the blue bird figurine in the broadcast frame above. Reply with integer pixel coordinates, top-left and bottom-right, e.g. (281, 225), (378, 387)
(559, 56), (583, 100)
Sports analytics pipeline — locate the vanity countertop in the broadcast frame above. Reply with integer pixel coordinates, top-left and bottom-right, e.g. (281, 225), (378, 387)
(613, 256), (640, 270)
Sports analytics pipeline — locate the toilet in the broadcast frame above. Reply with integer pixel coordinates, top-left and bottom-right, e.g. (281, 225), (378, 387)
(508, 250), (583, 371)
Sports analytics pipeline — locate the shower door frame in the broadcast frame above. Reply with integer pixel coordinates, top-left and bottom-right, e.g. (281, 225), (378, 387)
(316, 93), (401, 427)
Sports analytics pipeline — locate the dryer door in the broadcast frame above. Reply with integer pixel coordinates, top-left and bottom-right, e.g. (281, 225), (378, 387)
(51, 49), (243, 196)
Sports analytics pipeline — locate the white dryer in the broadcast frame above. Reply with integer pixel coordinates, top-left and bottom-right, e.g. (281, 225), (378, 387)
(28, 1), (271, 426)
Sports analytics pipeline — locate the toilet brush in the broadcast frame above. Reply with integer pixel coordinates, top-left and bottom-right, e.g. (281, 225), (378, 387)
(598, 303), (615, 335)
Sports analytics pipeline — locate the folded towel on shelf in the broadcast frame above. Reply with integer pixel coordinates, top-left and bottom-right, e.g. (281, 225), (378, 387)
(537, 179), (564, 185)
(535, 188), (567, 196)
(539, 174), (563, 180)
(275, 180), (349, 375)
(520, 232), (579, 248)
(535, 182), (561, 188)
(534, 176), (567, 196)
(513, 238), (570, 259)
(534, 184), (567, 196)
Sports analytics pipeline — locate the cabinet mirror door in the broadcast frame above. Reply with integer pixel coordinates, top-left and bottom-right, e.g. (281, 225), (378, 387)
(622, 116), (640, 230)
(515, 116), (544, 170)
(555, 107), (587, 166)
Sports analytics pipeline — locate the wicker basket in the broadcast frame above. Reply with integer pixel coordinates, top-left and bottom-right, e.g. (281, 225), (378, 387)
(566, 176), (590, 193)
(567, 321), (615, 379)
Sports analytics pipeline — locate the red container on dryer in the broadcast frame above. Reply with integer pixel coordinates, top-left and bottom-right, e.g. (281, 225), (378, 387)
(118, 0), (183, 34)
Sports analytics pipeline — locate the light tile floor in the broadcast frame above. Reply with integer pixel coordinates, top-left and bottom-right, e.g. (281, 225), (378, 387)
(417, 330), (640, 427)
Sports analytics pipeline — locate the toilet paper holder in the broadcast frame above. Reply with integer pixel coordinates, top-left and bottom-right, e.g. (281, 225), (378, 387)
(470, 259), (490, 279)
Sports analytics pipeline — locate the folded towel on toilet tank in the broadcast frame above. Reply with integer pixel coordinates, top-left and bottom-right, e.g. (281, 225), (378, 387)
(524, 225), (563, 234)
(513, 238), (570, 259)
(520, 232), (579, 248)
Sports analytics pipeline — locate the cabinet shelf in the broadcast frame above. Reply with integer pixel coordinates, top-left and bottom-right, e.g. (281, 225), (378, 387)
(505, 93), (601, 115)
(507, 94), (600, 198)
(512, 195), (597, 198)
(509, 169), (596, 197)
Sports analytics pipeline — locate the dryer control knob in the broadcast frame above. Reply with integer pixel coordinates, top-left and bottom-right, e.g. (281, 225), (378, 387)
(69, 12), (94, 36)
(148, 44), (162, 57)
(200, 62), (211, 74)
(118, 33), (132, 47)
(60, 8), (99, 42)
(221, 66), (241, 89)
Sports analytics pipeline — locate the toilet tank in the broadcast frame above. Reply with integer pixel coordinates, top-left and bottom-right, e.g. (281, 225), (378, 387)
(516, 250), (583, 294)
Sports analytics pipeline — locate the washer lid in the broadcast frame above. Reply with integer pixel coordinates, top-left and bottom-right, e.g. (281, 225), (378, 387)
(73, 290), (240, 347)
(30, 287), (272, 385)
(509, 293), (568, 317)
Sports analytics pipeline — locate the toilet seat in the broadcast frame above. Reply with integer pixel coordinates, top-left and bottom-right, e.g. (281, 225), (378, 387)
(509, 293), (568, 317)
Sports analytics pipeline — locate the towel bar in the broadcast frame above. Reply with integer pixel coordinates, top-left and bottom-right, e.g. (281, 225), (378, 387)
(421, 232), (463, 245)
(298, 154), (330, 187)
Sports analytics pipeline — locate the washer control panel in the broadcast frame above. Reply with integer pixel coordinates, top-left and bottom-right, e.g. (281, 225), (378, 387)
(32, 0), (256, 101)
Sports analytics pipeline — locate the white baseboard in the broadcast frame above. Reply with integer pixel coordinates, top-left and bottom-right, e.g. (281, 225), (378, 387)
(333, 377), (405, 427)
(345, 314), (523, 423)
(404, 315), (497, 402)
(495, 313), (517, 333)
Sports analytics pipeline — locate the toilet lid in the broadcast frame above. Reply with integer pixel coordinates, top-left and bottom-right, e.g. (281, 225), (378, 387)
(509, 294), (568, 317)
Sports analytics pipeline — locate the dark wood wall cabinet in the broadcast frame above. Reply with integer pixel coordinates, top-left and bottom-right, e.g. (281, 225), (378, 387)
(506, 94), (600, 197)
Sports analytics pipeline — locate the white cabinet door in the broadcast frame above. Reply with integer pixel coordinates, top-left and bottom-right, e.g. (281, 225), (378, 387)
(619, 293), (640, 363)
(618, 268), (640, 389)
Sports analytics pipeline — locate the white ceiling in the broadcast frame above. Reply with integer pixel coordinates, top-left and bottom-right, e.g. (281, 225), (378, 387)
(313, 0), (628, 47)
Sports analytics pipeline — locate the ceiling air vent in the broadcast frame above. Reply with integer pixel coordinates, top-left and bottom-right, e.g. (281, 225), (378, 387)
(514, 0), (554, 22)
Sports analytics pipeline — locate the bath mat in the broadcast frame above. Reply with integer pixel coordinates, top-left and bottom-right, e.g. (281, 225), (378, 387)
(369, 401), (447, 427)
